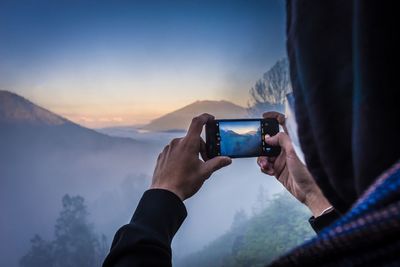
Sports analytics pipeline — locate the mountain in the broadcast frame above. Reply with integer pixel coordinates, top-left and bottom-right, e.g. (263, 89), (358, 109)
(223, 129), (258, 137)
(0, 90), (139, 150)
(142, 100), (249, 132)
(244, 130), (258, 135)
(0, 90), (69, 125)
(0, 90), (159, 267)
(219, 128), (261, 156)
(225, 129), (241, 136)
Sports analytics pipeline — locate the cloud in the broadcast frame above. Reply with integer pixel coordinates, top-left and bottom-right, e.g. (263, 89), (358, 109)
(79, 116), (95, 122)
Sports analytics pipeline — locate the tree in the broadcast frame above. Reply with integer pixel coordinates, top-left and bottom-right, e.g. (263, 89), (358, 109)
(176, 192), (314, 267)
(19, 235), (54, 267)
(252, 185), (270, 215)
(231, 209), (248, 230)
(232, 193), (313, 266)
(248, 58), (292, 116)
(20, 195), (107, 267)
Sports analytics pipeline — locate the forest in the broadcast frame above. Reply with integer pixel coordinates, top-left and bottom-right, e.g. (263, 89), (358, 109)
(19, 190), (314, 267)
(176, 191), (314, 267)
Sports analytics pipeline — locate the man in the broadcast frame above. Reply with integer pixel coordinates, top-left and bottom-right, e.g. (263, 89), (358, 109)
(103, 0), (398, 266)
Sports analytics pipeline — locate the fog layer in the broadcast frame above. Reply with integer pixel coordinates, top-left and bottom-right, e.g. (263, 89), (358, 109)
(1, 124), (285, 266)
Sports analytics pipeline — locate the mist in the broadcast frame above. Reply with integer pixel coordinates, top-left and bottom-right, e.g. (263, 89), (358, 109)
(0, 55), (306, 266)
(0, 121), (300, 266)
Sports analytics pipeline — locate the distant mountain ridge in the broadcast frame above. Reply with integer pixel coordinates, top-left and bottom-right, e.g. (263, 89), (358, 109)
(0, 90), (140, 150)
(222, 129), (259, 137)
(142, 100), (249, 132)
(224, 129), (254, 137)
(0, 90), (70, 125)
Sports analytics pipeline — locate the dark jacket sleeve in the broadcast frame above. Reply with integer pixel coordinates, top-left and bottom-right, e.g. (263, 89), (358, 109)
(308, 209), (340, 234)
(102, 189), (187, 267)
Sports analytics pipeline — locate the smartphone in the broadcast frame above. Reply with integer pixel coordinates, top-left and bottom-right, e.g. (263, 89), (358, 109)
(205, 118), (281, 159)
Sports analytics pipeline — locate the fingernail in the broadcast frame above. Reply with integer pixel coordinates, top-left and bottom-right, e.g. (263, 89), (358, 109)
(265, 134), (270, 141)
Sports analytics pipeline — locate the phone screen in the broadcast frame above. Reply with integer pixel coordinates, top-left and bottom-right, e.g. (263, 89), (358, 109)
(219, 120), (262, 157)
(206, 118), (280, 159)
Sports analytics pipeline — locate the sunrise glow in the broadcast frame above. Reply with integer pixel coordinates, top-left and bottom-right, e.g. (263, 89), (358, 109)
(0, 1), (285, 128)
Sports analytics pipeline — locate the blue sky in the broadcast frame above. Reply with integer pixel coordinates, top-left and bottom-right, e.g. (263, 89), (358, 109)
(0, 0), (286, 127)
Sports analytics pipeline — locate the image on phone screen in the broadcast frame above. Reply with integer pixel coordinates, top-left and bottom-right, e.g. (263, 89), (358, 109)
(219, 120), (262, 157)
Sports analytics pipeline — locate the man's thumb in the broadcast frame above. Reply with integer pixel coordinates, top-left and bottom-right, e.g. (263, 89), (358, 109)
(202, 156), (232, 178)
(264, 133), (279, 146)
(265, 132), (294, 155)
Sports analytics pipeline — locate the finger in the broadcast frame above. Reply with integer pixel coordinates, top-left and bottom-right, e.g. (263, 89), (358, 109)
(257, 156), (268, 168)
(199, 138), (209, 162)
(262, 111), (288, 134)
(264, 132), (290, 148)
(169, 137), (183, 150)
(262, 111), (285, 125)
(258, 153), (276, 164)
(281, 124), (289, 135)
(201, 156), (232, 178)
(258, 157), (275, 175)
(265, 132), (296, 157)
(257, 156), (276, 168)
(186, 113), (215, 141)
(162, 144), (170, 153)
(261, 165), (275, 176)
(271, 153), (287, 179)
(156, 145), (169, 165)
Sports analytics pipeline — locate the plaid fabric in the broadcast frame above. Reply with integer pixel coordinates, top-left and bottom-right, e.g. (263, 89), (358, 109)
(270, 161), (400, 267)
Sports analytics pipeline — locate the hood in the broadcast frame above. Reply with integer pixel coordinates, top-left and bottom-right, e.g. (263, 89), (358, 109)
(286, 0), (399, 213)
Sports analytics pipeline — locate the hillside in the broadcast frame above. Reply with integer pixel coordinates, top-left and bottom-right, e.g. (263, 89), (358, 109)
(0, 90), (157, 267)
(142, 100), (249, 132)
(0, 90), (139, 150)
(0, 90), (69, 125)
(220, 128), (261, 156)
(176, 192), (315, 267)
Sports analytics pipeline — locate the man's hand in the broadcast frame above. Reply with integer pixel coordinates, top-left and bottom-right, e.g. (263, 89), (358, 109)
(151, 113), (232, 201)
(257, 112), (331, 217)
